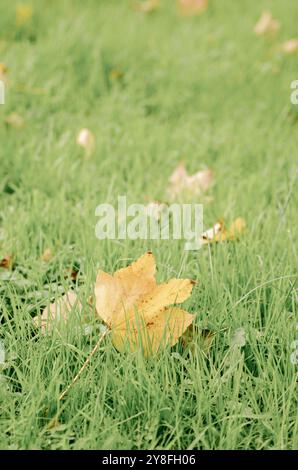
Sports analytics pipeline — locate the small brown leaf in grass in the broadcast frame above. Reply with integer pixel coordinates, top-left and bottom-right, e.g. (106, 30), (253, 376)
(201, 218), (246, 244)
(254, 11), (280, 36)
(168, 163), (213, 200)
(134, 0), (159, 13)
(282, 39), (298, 54)
(95, 252), (195, 356)
(33, 291), (82, 334)
(41, 248), (52, 262)
(201, 220), (223, 243)
(5, 113), (25, 130)
(178, 0), (208, 16)
(76, 128), (95, 156)
(66, 267), (79, 282)
(0, 255), (13, 269)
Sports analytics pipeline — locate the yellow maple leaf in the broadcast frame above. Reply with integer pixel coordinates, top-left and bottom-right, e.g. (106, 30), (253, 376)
(94, 252), (195, 356)
(201, 218), (246, 244)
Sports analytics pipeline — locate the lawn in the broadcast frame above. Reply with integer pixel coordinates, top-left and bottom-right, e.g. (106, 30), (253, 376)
(0, 0), (297, 450)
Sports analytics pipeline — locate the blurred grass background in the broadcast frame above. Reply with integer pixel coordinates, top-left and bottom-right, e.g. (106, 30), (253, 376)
(0, 0), (297, 450)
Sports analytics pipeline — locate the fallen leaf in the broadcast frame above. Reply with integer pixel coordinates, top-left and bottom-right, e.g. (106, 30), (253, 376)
(94, 252), (195, 356)
(201, 217), (246, 244)
(231, 327), (246, 347)
(65, 265), (79, 282)
(16, 4), (33, 26)
(168, 163), (213, 200)
(33, 291), (82, 334)
(282, 39), (298, 54)
(4, 112), (25, 130)
(0, 255), (13, 269)
(41, 248), (52, 262)
(134, 0), (159, 13)
(228, 218), (246, 239)
(178, 0), (208, 16)
(201, 220), (223, 243)
(76, 128), (95, 156)
(254, 11), (280, 35)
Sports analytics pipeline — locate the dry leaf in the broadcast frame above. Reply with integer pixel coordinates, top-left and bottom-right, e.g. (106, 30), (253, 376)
(201, 220), (223, 243)
(201, 218), (246, 244)
(76, 128), (95, 156)
(134, 0), (159, 13)
(41, 248), (52, 262)
(178, 0), (208, 16)
(5, 112), (25, 130)
(65, 266), (79, 282)
(282, 39), (298, 54)
(0, 255), (13, 269)
(94, 252), (195, 356)
(33, 291), (82, 334)
(228, 218), (246, 239)
(16, 4), (34, 26)
(254, 11), (280, 36)
(168, 163), (213, 200)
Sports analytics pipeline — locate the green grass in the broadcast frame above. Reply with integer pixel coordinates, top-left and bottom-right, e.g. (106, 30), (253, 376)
(0, 0), (297, 450)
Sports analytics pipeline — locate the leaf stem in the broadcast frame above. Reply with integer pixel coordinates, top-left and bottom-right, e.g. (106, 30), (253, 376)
(59, 330), (108, 401)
